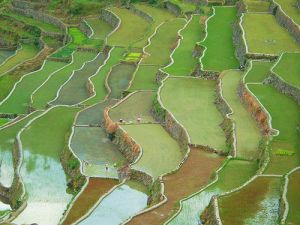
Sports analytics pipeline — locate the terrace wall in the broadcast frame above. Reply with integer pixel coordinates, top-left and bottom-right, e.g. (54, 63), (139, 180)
(164, 1), (181, 17)
(79, 20), (93, 38)
(265, 72), (300, 105)
(233, 14), (247, 66)
(238, 82), (271, 135)
(10, 5), (67, 42)
(270, 1), (300, 43)
(103, 107), (141, 163)
(152, 95), (189, 154)
(192, 63), (220, 79)
(12, 0), (46, 10)
(215, 80), (235, 156)
(200, 196), (222, 225)
(129, 4), (154, 22)
(100, 9), (120, 31)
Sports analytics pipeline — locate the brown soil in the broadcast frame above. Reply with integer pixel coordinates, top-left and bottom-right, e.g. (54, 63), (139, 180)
(62, 178), (118, 225)
(127, 147), (224, 225)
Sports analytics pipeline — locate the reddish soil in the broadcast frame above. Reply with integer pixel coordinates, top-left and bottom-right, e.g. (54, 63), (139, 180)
(127, 147), (224, 225)
(62, 178), (118, 225)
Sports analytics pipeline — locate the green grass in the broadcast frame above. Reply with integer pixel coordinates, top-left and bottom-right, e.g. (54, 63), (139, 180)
(51, 52), (105, 105)
(286, 170), (300, 224)
(273, 52), (300, 89)
(42, 36), (63, 49)
(142, 18), (186, 66)
(107, 7), (150, 47)
(107, 63), (136, 99)
(109, 91), (155, 123)
(242, 13), (300, 54)
(219, 177), (281, 225)
(160, 77), (227, 151)
(32, 51), (95, 109)
(275, 0), (300, 25)
(248, 84), (300, 174)
(127, 65), (160, 92)
(244, 0), (270, 12)
(0, 118), (10, 126)
(4, 11), (62, 33)
(170, 159), (258, 225)
(85, 17), (113, 39)
(71, 126), (126, 177)
(169, 0), (197, 13)
(83, 47), (125, 105)
(201, 7), (239, 71)
(122, 123), (183, 179)
(245, 61), (274, 83)
(0, 44), (39, 76)
(0, 60), (67, 114)
(221, 70), (261, 159)
(164, 15), (205, 76)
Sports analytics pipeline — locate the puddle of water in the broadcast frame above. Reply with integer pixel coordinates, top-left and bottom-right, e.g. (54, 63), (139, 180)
(0, 150), (14, 187)
(13, 150), (72, 225)
(71, 127), (126, 178)
(79, 184), (147, 225)
(169, 189), (221, 225)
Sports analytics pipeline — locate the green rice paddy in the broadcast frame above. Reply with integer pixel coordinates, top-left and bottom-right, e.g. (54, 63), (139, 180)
(0, 60), (67, 114)
(160, 77), (227, 151)
(242, 13), (300, 54)
(83, 47), (124, 105)
(248, 84), (300, 174)
(85, 17), (113, 39)
(32, 51), (95, 109)
(121, 124), (183, 179)
(107, 7), (150, 47)
(164, 15), (205, 76)
(273, 52), (300, 89)
(244, 0), (270, 12)
(244, 60), (274, 83)
(127, 65), (160, 92)
(107, 63), (136, 99)
(142, 18), (186, 66)
(51, 52), (105, 105)
(109, 91), (155, 123)
(201, 7), (239, 71)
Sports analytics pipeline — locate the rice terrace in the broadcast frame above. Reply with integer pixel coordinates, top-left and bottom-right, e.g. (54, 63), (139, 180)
(0, 0), (299, 224)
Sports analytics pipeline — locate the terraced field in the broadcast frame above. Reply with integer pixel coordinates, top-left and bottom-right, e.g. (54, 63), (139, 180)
(0, 0), (299, 224)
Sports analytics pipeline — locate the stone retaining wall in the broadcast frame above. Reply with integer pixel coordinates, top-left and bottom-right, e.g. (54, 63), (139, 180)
(200, 196), (222, 225)
(192, 64), (220, 79)
(12, 0), (46, 10)
(103, 107), (141, 163)
(152, 94), (189, 154)
(233, 17), (247, 66)
(164, 1), (181, 17)
(79, 20), (92, 38)
(264, 72), (300, 105)
(129, 4), (153, 22)
(270, 0), (300, 43)
(238, 82), (271, 135)
(100, 9), (120, 31)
